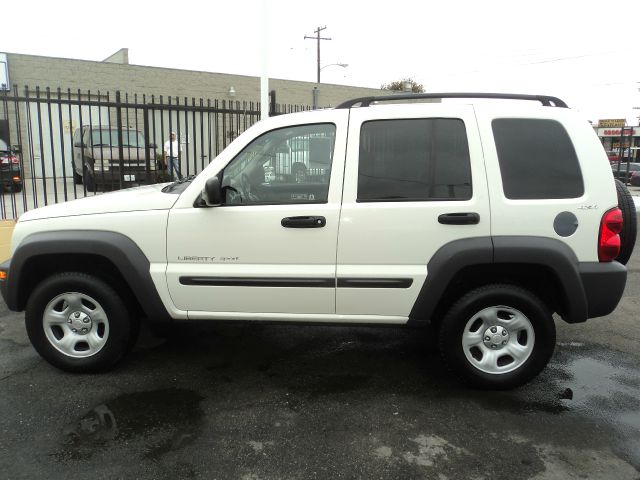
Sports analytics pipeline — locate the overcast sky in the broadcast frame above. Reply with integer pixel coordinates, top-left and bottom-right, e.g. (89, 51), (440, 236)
(3, 0), (640, 124)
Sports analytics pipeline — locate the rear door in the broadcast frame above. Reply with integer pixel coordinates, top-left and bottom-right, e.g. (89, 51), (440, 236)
(336, 104), (490, 319)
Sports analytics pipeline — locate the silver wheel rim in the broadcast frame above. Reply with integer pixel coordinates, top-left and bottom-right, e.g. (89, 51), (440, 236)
(42, 292), (110, 358)
(461, 305), (535, 374)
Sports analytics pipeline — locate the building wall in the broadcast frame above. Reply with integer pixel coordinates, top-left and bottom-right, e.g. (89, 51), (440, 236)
(6, 52), (383, 107)
(0, 52), (387, 183)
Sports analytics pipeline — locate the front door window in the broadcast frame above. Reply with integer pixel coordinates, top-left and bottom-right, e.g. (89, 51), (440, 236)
(221, 123), (336, 205)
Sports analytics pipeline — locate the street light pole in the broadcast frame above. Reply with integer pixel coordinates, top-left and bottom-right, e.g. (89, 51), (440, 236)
(304, 26), (331, 83)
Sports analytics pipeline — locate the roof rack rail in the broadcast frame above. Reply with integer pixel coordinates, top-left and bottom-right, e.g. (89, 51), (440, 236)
(335, 93), (569, 109)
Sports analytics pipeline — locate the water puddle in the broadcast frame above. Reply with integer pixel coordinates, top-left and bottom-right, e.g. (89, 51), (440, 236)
(54, 388), (204, 461)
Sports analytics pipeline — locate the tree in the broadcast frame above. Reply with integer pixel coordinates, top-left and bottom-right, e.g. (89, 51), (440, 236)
(381, 77), (424, 93)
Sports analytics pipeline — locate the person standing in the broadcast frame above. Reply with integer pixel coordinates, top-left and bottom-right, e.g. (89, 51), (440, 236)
(163, 131), (183, 180)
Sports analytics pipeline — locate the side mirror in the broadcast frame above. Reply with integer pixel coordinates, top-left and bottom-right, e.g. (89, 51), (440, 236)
(10, 145), (21, 154)
(202, 177), (222, 207)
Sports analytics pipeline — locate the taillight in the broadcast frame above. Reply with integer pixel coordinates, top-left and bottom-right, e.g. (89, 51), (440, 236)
(598, 208), (623, 262)
(0, 155), (19, 164)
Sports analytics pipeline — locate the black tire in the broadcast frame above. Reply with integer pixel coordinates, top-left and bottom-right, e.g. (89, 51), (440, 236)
(25, 272), (137, 373)
(73, 168), (83, 185)
(615, 179), (637, 265)
(83, 165), (96, 192)
(438, 284), (556, 390)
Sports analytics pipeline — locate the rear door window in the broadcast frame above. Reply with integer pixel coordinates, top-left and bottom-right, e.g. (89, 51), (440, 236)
(357, 118), (472, 202)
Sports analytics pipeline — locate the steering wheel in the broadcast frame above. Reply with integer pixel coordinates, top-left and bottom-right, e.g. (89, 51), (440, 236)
(241, 173), (261, 202)
(221, 185), (242, 204)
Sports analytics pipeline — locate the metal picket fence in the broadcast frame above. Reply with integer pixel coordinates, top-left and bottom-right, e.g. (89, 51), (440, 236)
(0, 85), (311, 219)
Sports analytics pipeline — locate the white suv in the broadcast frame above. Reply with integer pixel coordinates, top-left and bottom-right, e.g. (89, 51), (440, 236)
(1, 93), (634, 389)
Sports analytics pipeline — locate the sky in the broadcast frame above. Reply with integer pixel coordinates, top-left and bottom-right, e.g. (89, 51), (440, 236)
(3, 0), (640, 124)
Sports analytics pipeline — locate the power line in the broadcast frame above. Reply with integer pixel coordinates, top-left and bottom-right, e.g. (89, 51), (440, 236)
(304, 26), (331, 83)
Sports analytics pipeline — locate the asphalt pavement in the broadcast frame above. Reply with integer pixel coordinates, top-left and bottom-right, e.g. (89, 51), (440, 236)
(0, 249), (639, 479)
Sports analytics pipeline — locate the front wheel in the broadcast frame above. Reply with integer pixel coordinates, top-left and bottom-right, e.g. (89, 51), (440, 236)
(25, 272), (137, 373)
(438, 284), (555, 390)
(83, 165), (96, 193)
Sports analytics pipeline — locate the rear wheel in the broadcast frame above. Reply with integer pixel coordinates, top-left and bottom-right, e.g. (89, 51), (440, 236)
(615, 179), (637, 265)
(25, 272), (137, 372)
(438, 284), (555, 390)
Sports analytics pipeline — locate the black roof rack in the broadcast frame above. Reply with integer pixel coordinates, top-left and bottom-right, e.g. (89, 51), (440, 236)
(335, 93), (569, 109)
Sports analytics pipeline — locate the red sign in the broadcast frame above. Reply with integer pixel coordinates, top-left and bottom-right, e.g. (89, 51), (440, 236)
(602, 129), (636, 136)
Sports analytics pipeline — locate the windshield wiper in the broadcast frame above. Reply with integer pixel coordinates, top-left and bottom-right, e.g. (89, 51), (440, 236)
(161, 175), (197, 193)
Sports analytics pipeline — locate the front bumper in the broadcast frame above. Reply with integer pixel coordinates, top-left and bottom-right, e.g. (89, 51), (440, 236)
(579, 261), (627, 319)
(92, 168), (154, 185)
(0, 259), (11, 308)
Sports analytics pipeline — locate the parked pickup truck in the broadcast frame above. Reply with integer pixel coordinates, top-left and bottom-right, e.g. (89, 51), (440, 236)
(1, 93), (636, 389)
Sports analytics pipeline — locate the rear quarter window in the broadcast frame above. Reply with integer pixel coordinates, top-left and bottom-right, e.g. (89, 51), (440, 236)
(492, 118), (584, 199)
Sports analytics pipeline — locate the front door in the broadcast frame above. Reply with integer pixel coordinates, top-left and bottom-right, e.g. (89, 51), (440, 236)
(165, 116), (347, 317)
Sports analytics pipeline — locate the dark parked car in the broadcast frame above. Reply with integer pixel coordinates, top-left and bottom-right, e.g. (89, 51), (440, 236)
(0, 139), (23, 193)
(630, 170), (640, 186)
(611, 162), (640, 184)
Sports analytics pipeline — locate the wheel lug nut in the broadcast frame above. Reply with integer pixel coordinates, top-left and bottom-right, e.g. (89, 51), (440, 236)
(67, 319), (72, 324)
(484, 336), (491, 341)
(502, 330), (507, 336)
(491, 344), (497, 349)
(491, 327), (497, 333)
(72, 328), (77, 333)
(83, 318), (90, 323)
(82, 328), (88, 333)
(502, 340), (507, 345)
(75, 312), (80, 318)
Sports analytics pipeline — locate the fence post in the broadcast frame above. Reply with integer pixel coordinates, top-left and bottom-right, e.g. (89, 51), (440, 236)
(115, 90), (124, 190)
(269, 90), (276, 117)
(143, 105), (152, 184)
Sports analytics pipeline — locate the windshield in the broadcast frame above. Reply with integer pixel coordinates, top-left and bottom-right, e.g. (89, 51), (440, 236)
(90, 129), (146, 148)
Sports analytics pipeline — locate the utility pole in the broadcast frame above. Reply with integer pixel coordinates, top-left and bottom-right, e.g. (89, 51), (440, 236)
(304, 26), (331, 83)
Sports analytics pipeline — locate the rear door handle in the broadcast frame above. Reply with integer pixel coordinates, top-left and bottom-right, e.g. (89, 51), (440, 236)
(281, 216), (326, 228)
(438, 212), (480, 225)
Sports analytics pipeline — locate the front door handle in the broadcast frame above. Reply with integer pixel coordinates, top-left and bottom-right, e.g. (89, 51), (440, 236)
(281, 216), (326, 228)
(438, 212), (480, 225)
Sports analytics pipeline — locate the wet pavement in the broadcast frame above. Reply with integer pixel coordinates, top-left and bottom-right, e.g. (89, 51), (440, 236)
(1, 253), (639, 479)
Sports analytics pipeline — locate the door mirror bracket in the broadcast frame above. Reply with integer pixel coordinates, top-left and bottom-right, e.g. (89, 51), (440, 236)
(198, 177), (222, 207)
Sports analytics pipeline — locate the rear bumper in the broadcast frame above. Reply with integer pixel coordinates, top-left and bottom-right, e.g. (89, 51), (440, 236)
(579, 261), (627, 319)
(0, 167), (22, 187)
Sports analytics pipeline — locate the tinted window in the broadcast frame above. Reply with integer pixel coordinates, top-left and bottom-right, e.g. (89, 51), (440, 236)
(221, 123), (335, 205)
(357, 119), (472, 202)
(90, 129), (146, 148)
(492, 118), (584, 199)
